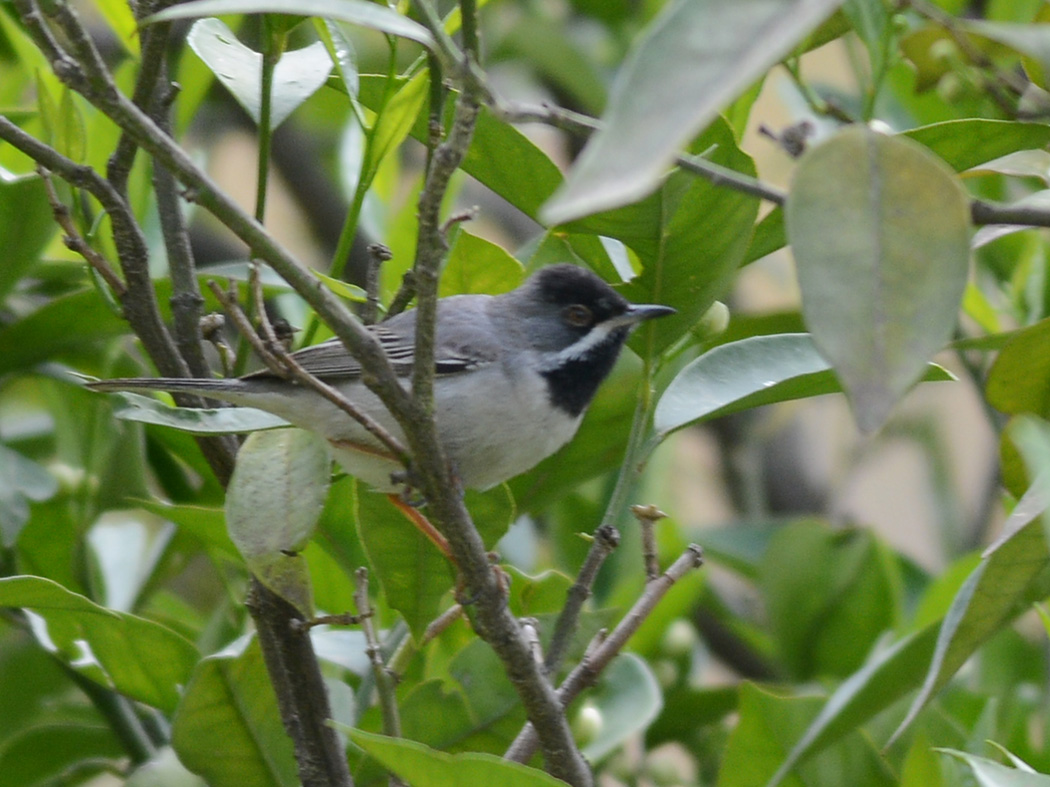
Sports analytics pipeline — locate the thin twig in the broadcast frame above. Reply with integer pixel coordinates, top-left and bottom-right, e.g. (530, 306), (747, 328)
(971, 199), (1050, 228)
(387, 603), (465, 676)
(630, 504), (668, 582)
(39, 167), (126, 296)
(385, 270), (417, 320)
(364, 243), (392, 326)
(354, 569), (403, 740)
(505, 545), (704, 764)
(544, 524), (620, 677)
(495, 100), (788, 205)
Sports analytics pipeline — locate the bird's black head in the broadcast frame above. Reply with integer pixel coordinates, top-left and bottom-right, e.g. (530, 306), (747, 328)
(510, 264), (674, 417)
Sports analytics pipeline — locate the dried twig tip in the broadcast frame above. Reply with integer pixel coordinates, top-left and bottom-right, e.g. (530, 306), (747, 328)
(629, 504), (668, 523)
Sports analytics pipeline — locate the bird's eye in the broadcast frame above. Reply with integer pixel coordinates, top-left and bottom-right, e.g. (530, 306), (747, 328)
(563, 304), (593, 327)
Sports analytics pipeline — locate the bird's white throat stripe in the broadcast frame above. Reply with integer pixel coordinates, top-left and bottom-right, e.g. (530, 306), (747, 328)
(546, 319), (625, 367)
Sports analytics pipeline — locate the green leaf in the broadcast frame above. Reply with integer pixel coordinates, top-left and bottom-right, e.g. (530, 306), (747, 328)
(348, 728), (567, 787)
(581, 654), (663, 762)
(759, 523), (899, 679)
(767, 624), (940, 787)
(495, 12), (607, 115)
(445, 638), (526, 748)
(719, 684), (895, 787)
(542, 0), (841, 223)
(0, 576), (198, 712)
(400, 680), (477, 752)
(786, 126), (971, 432)
(1009, 416), (1050, 548)
(647, 685), (739, 747)
(0, 289), (127, 377)
(464, 109), (564, 222)
(367, 74), (429, 182)
(57, 85), (86, 163)
(465, 484), (516, 550)
(505, 567), (572, 617)
(890, 478), (1050, 744)
(843, 0), (891, 88)
(226, 428), (330, 614)
(936, 750), (1050, 787)
(354, 485), (453, 640)
(187, 19), (332, 129)
(355, 77), (564, 222)
(967, 149), (1050, 183)
(986, 317), (1050, 417)
(902, 119), (1050, 172)
(566, 118), (759, 357)
(172, 639), (298, 787)
(0, 722), (124, 787)
(440, 231), (525, 297)
(0, 444), (58, 547)
(959, 21), (1050, 84)
(900, 733), (947, 787)
(107, 390), (291, 435)
(744, 206), (786, 265)
(93, 0), (139, 55)
(136, 500), (239, 559)
(148, 0), (433, 48)
(0, 170), (55, 301)
(654, 334), (954, 437)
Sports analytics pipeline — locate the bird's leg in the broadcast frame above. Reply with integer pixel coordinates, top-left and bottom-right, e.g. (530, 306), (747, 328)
(386, 493), (454, 562)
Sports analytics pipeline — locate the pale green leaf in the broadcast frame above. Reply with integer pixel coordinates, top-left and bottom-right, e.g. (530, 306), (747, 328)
(786, 126), (971, 432)
(655, 334), (955, 437)
(149, 0), (433, 48)
(187, 19), (332, 129)
(542, 0), (842, 223)
(890, 478), (1050, 743)
(937, 750), (1050, 787)
(226, 429), (331, 614)
(0, 445), (58, 547)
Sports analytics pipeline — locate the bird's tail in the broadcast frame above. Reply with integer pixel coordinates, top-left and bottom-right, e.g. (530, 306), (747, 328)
(86, 377), (253, 397)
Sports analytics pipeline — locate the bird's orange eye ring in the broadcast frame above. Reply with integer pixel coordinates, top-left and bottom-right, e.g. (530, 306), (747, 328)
(563, 304), (593, 327)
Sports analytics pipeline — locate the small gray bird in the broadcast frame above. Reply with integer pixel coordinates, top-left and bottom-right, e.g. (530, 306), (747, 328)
(89, 264), (675, 491)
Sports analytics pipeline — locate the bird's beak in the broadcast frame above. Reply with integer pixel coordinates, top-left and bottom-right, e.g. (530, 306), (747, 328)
(622, 303), (677, 325)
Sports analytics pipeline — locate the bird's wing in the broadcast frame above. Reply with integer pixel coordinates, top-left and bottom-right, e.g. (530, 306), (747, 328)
(252, 298), (500, 381)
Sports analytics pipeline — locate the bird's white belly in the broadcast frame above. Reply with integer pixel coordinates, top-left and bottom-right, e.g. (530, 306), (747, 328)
(433, 366), (582, 490)
(241, 366), (581, 492)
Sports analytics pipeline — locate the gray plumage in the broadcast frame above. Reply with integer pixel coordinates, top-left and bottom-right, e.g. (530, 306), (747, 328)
(89, 264), (674, 491)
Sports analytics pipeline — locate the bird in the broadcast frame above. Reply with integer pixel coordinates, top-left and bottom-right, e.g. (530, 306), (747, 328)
(89, 264), (675, 494)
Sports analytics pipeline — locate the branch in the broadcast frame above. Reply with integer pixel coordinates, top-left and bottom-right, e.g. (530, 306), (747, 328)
(246, 580), (354, 787)
(544, 524), (620, 677)
(354, 569), (402, 741)
(971, 199), (1050, 228)
(631, 504), (667, 582)
(505, 545), (705, 764)
(208, 277), (411, 467)
(38, 167), (127, 297)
